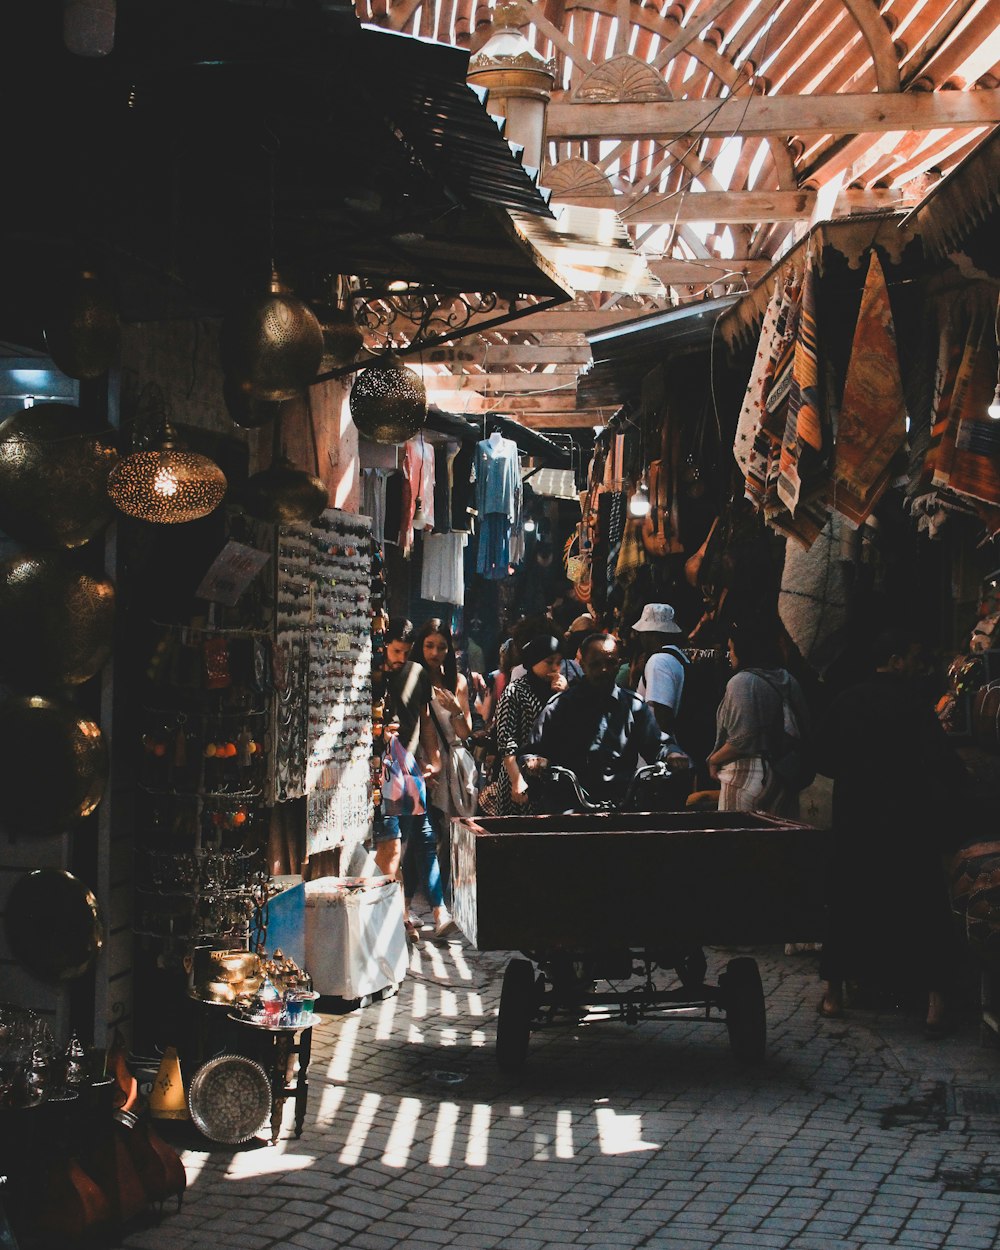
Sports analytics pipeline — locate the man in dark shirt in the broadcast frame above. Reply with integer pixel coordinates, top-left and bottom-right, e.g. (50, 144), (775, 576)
(528, 633), (689, 809)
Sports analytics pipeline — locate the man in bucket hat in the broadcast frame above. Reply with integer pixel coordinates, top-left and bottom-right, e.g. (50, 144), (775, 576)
(632, 603), (687, 735)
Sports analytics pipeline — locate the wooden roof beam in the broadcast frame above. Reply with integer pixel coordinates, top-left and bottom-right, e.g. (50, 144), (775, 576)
(554, 188), (817, 222)
(545, 87), (1000, 139)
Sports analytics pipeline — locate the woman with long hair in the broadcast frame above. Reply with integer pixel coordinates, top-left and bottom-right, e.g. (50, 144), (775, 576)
(478, 635), (564, 816)
(707, 617), (810, 817)
(410, 618), (473, 938)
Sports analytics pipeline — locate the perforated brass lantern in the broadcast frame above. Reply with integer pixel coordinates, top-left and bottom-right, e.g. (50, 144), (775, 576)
(0, 403), (119, 548)
(108, 425), (227, 524)
(349, 356), (427, 444)
(221, 272), (324, 401)
(43, 269), (121, 380)
(0, 695), (108, 836)
(0, 552), (115, 690)
(242, 456), (328, 524)
(223, 378), (283, 430)
(316, 304), (363, 372)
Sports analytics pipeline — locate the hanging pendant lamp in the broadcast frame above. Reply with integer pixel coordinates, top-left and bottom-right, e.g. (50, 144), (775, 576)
(43, 268), (121, 380)
(349, 355), (426, 444)
(108, 423), (227, 524)
(242, 456), (328, 525)
(0, 403), (119, 548)
(221, 270), (324, 402)
(316, 275), (363, 372)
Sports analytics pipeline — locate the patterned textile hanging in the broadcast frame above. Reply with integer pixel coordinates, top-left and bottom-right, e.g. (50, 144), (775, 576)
(734, 279), (783, 479)
(831, 251), (908, 526)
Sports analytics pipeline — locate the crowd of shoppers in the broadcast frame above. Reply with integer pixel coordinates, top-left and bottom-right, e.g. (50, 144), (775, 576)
(375, 603), (966, 1042)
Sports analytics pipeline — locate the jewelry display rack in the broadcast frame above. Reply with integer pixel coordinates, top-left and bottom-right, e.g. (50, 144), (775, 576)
(133, 622), (273, 965)
(274, 509), (373, 859)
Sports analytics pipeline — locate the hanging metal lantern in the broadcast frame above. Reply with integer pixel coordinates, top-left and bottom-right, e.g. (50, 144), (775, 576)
(0, 695), (108, 836)
(242, 456), (328, 524)
(43, 269), (121, 380)
(0, 403), (119, 548)
(223, 378), (284, 430)
(107, 424), (227, 524)
(316, 304), (363, 372)
(5, 869), (104, 981)
(349, 356), (427, 444)
(220, 271), (324, 401)
(0, 553), (115, 690)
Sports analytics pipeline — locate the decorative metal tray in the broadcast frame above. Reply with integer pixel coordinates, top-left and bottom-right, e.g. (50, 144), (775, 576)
(187, 1053), (271, 1144)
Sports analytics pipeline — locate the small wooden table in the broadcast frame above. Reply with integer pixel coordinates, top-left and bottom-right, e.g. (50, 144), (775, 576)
(227, 1014), (323, 1144)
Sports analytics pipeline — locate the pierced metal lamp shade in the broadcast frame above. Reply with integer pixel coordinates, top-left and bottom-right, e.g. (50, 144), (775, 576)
(223, 377), (284, 430)
(43, 269), (121, 380)
(0, 695), (108, 836)
(0, 403), (119, 548)
(242, 456), (328, 524)
(0, 552), (115, 690)
(221, 272), (324, 401)
(108, 427), (227, 524)
(349, 356), (427, 444)
(5, 869), (103, 981)
(316, 304), (364, 372)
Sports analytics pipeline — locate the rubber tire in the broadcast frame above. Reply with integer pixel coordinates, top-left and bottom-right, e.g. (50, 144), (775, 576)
(496, 958), (536, 1072)
(723, 956), (766, 1064)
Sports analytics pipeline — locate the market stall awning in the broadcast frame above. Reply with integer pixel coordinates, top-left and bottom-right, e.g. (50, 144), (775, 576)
(900, 126), (1000, 277)
(578, 296), (739, 409)
(0, 1), (565, 347)
(510, 205), (664, 298)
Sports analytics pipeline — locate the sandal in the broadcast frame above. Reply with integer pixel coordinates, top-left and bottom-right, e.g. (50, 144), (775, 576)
(816, 997), (843, 1019)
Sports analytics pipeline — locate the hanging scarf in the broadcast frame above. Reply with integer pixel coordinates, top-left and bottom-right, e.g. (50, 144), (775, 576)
(831, 251), (908, 526)
(777, 251), (824, 515)
(735, 278), (784, 478)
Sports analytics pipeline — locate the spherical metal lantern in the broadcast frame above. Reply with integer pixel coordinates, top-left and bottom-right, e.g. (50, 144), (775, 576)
(43, 269), (121, 380)
(0, 403), (119, 548)
(242, 456), (328, 524)
(0, 695), (108, 836)
(220, 272), (324, 402)
(5, 869), (103, 981)
(316, 304), (364, 372)
(0, 553), (115, 690)
(223, 378), (284, 430)
(349, 356), (427, 444)
(107, 426), (227, 524)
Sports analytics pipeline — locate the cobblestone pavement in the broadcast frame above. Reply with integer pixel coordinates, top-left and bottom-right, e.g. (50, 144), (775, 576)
(124, 938), (1000, 1250)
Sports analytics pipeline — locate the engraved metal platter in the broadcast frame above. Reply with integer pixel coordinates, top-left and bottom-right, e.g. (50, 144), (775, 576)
(187, 1053), (271, 1144)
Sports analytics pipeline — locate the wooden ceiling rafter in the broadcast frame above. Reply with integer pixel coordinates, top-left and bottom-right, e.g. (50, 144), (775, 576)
(355, 0), (1000, 427)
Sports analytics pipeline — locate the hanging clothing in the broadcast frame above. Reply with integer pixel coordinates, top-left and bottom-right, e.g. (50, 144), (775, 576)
(361, 468), (389, 543)
(451, 440), (476, 531)
(421, 532), (468, 606)
(383, 471), (403, 547)
(399, 437), (436, 555)
(735, 279), (784, 478)
(433, 440), (459, 535)
(473, 435), (523, 579)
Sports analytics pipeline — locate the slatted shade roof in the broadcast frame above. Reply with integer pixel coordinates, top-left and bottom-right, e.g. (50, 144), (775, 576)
(359, 0), (1000, 426)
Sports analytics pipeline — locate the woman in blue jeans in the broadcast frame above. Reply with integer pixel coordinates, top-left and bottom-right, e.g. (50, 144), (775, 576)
(375, 811), (451, 943)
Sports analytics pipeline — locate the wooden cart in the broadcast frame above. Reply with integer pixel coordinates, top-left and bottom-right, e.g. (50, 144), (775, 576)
(451, 809), (824, 1070)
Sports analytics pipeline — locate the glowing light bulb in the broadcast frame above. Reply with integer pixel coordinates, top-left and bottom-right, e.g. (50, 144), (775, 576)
(153, 465), (179, 497)
(988, 384), (1000, 421)
(628, 481), (650, 518)
(524, 518), (536, 533)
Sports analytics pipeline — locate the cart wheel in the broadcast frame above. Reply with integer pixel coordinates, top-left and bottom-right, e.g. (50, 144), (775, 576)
(497, 958), (536, 1072)
(722, 957), (766, 1064)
